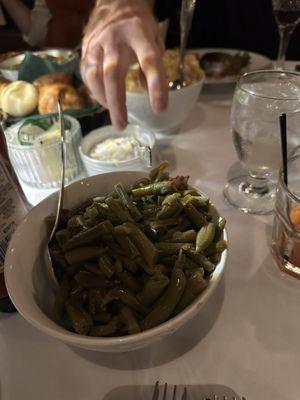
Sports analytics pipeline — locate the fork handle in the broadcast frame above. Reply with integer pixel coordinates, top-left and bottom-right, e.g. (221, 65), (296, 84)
(179, 0), (197, 82)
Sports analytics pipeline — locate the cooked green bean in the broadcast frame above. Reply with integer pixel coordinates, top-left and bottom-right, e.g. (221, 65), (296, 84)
(67, 215), (83, 236)
(122, 222), (158, 268)
(156, 242), (191, 257)
(102, 287), (149, 316)
(84, 263), (105, 276)
(174, 250), (200, 271)
(113, 226), (140, 259)
(131, 181), (174, 198)
(67, 198), (94, 218)
(83, 205), (99, 222)
(52, 276), (70, 323)
(75, 271), (108, 288)
(105, 197), (134, 223)
(137, 272), (170, 306)
(130, 177), (151, 190)
(185, 249), (216, 274)
(184, 203), (207, 228)
(88, 288), (104, 315)
(65, 246), (107, 265)
(115, 269), (142, 294)
(156, 255), (177, 266)
(182, 194), (210, 210)
(66, 300), (93, 335)
(93, 196), (106, 204)
(149, 160), (169, 182)
(157, 193), (183, 219)
(214, 217), (226, 241)
(98, 254), (115, 278)
(63, 221), (113, 251)
(140, 268), (186, 330)
(55, 229), (69, 248)
(154, 264), (172, 276)
(159, 219), (191, 241)
(204, 239), (228, 257)
(89, 317), (119, 337)
(114, 182), (142, 221)
(119, 306), (141, 334)
(167, 230), (197, 243)
(173, 269), (207, 315)
(155, 170), (170, 182)
(49, 161), (227, 337)
(93, 312), (111, 324)
(49, 246), (77, 276)
(196, 222), (216, 253)
(122, 257), (140, 273)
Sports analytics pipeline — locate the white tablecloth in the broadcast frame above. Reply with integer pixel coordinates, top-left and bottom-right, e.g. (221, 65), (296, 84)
(2, 73), (300, 400)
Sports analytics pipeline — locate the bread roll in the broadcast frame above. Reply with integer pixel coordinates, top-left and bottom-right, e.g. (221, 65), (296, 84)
(0, 81), (38, 117)
(0, 77), (10, 98)
(33, 71), (73, 90)
(38, 83), (85, 114)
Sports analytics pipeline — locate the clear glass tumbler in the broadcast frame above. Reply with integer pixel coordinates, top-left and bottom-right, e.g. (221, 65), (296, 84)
(272, 154), (300, 278)
(224, 70), (300, 214)
(5, 116), (85, 189)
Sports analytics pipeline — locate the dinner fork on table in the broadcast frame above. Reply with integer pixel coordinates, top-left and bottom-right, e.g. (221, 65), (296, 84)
(152, 382), (247, 400)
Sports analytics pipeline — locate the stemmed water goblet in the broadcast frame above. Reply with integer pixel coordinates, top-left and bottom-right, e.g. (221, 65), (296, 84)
(223, 70), (300, 214)
(272, 0), (300, 69)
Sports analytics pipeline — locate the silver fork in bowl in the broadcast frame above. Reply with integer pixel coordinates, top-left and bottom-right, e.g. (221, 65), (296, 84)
(44, 99), (66, 290)
(151, 382), (247, 400)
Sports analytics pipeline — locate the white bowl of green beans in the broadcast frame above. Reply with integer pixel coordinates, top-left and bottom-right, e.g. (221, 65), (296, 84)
(4, 162), (227, 352)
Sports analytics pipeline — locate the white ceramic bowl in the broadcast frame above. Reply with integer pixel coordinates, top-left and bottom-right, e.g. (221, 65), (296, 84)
(4, 172), (227, 352)
(126, 76), (205, 134)
(79, 125), (157, 176)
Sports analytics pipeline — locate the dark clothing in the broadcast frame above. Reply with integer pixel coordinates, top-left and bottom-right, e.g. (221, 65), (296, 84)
(44, 0), (95, 48)
(154, 0), (300, 60)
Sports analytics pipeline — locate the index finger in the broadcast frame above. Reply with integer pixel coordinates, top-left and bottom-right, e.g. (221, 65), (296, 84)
(131, 38), (168, 114)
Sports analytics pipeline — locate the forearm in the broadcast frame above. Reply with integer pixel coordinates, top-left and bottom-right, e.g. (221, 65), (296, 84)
(1, 0), (31, 34)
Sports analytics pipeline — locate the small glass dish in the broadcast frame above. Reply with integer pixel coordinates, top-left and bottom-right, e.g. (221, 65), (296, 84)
(79, 124), (157, 176)
(5, 115), (85, 189)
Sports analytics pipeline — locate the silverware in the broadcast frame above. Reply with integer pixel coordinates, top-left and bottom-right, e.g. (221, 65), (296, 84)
(169, 0), (197, 90)
(152, 382), (187, 400)
(45, 99), (66, 288)
(151, 382), (246, 400)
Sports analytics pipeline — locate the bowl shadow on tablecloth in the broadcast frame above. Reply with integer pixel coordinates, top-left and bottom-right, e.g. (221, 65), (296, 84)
(70, 276), (225, 371)
(102, 383), (243, 400)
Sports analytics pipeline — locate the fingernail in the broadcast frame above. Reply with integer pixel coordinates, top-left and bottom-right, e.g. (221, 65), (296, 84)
(153, 98), (167, 113)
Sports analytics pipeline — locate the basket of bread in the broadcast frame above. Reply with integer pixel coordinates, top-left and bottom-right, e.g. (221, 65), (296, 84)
(0, 51), (103, 125)
(0, 71), (99, 121)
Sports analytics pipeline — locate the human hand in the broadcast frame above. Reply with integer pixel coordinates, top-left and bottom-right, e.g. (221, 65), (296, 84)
(81, 0), (168, 131)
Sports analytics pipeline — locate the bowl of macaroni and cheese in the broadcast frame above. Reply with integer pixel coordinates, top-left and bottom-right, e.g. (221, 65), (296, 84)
(126, 50), (205, 134)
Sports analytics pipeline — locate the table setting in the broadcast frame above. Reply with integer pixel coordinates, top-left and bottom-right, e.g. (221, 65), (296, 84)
(2, 1), (300, 399)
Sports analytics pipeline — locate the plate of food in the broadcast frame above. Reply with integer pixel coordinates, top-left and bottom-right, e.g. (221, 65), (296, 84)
(4, 162), (227, 351)
(195, 48), (272, 84)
